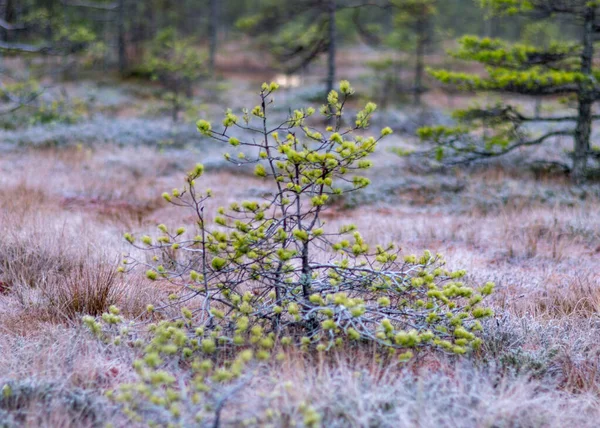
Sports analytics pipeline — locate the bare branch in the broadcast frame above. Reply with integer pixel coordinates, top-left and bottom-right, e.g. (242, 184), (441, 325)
(460, 105), (600, 124)
(60, 0), (118, 10)
(352, 8), (381, 47)
(0, 18), (25, 31)
(0, 41), (52, 53)
(422, 130), (575, 167)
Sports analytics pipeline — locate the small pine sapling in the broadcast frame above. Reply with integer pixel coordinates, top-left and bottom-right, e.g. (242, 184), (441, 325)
(144, 28), (206, 122)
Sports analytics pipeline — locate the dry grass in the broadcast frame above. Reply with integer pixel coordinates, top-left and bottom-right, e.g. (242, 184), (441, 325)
(0, 227), (77, 294)
(0, 151), (162, 326)
(0, 381), (108, 428)
(512, 276), (600, 319)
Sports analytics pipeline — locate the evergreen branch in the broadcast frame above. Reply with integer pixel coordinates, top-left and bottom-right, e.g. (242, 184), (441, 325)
(273, 20), (330, 74)
(448, 36), (580, 71)
(339, 1), (391, 10)
(430, 68), (583, 96)
(484, 0), (594, 17)
(472, 130), (574, 158)
(457, 105), (600, 124)
(0, 85), (45, 115)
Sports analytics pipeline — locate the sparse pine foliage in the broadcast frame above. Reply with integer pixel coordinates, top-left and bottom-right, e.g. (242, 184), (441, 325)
(355, 0), (437, 106)
(86, 81), (494, 425)
(143, 28), (206, 122)
(389, 0), (437, 105)
(417, 0), (600, 182)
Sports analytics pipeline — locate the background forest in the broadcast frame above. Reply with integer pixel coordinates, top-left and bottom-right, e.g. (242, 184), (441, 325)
(0, 1), (599, 427)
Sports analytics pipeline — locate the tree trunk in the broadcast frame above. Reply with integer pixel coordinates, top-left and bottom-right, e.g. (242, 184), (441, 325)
(2, 0), (15, 42)
(414, 19), (426, 106)
(573, 7), (595, 183)
(574, 99), (592, 183)
(117, 0), (127, 76)
(326, 0), (336, 95)
(209, 0), (217, 76)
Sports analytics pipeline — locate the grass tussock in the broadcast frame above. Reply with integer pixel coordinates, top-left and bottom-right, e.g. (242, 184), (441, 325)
(0, 226), (124, 322)
(41, 260), (122, 322)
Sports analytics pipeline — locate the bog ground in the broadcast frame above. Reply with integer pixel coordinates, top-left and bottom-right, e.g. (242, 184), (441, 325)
(0, 72), (599, 427)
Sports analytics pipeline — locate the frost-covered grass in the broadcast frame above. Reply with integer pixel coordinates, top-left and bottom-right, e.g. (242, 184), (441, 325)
(0, 115), (207, 147)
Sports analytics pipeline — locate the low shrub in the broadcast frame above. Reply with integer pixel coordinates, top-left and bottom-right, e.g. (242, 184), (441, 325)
(142, 28), (206, 122)
(85, 81), (494, 425)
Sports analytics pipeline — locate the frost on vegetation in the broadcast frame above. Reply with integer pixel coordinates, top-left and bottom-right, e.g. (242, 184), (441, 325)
(244, 364), (600, 428)
(84, 81), (495, 426)
(0, 115), (210, 148)
(480, 313), (600, 389)
(0, 380), (110, 428)
(0, 83), (89, 131)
